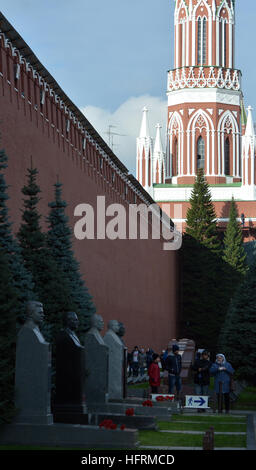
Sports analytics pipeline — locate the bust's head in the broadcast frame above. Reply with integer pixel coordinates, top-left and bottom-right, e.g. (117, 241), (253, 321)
(64, 312), (79, 332)
(91, 314), (104, 331)
(108, 320), (119, 334)
(26, 301), (44, 326)
(117, 321), (125, 338)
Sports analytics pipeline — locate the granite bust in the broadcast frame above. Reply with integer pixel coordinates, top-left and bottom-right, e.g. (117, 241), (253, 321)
(15, 301), (52, 424)
(84, 314), (109, 404)
(54, 312), (86, 412)
(103, 320), (124, 400)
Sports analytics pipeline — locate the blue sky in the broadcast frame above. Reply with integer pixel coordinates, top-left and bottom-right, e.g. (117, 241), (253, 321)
(0, 0), (255, 173)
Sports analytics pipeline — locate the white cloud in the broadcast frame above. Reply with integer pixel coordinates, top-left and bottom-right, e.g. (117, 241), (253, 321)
(81, 95), (167, 175)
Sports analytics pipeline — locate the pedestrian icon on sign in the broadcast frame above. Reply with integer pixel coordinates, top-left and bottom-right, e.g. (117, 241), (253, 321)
(185, 395), (209, 409)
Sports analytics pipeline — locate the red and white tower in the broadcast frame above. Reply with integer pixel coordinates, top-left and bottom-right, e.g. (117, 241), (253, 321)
(167, 0), (241, 185)
(136, 0), (256, 237)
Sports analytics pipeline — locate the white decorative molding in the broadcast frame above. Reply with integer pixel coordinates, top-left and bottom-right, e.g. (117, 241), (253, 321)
(206, 108), (213, 115)
(167, 88), (241, 107)
(167, 66), (241, 92)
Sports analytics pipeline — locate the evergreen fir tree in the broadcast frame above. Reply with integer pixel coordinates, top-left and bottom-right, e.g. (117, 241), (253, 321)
(47, 180), (96, 335)
(17, 165), (45, 277)
(181, 169), (227, 354)
(17, 165), (75, 344)
(0, 246), (18, 423)
(219, 265), (256, 385)
(0, 147), (35, 324)
(186, 169), (221, 253)
(222, 197), (247, 281)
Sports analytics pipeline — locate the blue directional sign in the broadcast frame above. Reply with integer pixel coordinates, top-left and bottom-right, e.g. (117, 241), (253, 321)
(185, 396), (209, 409)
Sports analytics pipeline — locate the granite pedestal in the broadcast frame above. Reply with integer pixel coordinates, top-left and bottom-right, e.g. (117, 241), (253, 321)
(0, 423), (138, 449)
(15, 323), (53, 425)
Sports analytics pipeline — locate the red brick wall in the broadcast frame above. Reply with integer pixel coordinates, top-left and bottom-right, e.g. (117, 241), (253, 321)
(0, 43), (178, 353)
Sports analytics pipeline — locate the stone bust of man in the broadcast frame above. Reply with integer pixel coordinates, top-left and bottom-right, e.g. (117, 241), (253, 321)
(24, 301), (44, 330)
(117, 321), (126, 345)
(91, 313), (104, 332)
(86, 313), (105, 344)
(117, 322), (125, 338)
(108, 320), (120, 335)
(63, 311), (82, 348)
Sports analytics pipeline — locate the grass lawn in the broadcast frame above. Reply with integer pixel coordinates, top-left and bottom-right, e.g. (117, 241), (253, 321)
(139, 430), (246, 448)
(128, 382), (148, 389)
(139, 414), (247, 448)
(233, 387), (256, 411)
(158, 421), (246, 433)
(171, 414), (246, 423)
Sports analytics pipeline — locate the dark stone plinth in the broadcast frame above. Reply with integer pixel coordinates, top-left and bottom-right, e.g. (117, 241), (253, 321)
(0, 423), (138, 449)
(54, 410), (157, 430)
(53, 412), (89, 425)
(15, 325), (53, 425)
(84, 328), (109, 404)
(92, 413), (157, 430)
(54, 329), (86, 411)
(88, 401), (172, 418)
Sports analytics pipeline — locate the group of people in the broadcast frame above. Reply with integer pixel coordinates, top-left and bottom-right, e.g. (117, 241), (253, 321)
(128, 346), (154, 377)
(145, 344), (235, 414)
(192, 349), (234, 413)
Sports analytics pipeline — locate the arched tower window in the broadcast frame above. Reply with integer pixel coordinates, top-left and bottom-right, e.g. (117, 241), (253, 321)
(197, 17), (207, 65)
(220, 19), (227, 67)
(173, 137), (179, 176)
(224, 137), (230, 175)
(197, 136), (205, 170)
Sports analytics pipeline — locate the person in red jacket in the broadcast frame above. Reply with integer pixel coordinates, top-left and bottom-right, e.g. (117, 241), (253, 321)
(148, 353), (161, 394)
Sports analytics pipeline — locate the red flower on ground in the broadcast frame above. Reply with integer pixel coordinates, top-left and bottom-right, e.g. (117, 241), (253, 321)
(120, 424), (126, 431)
(99, 419), (117, 430)
(143, 400), (153, 407)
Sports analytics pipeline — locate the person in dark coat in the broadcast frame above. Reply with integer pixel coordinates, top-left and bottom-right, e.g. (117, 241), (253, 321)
(192, 350), (211, 412)
(165, 344), (182, 397)
(148, 353), (161, 394)
(210, 353), (234, 414)
(192, 350), (212, 396)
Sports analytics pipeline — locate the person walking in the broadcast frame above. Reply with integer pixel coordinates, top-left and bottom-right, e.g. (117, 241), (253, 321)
(148, 353), (161, 394)
(131, 346), (140, 377)
(165, 344), (182, 398)
(192, 350), (211, 412)
(138, 348), (146, 376)
(210, 353), (234, 414)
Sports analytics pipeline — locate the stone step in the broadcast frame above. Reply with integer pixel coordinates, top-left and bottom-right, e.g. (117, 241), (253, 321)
(0, 423), (138, 449)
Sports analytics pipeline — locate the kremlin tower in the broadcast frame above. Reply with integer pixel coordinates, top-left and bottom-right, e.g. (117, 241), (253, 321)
(136, 0), (256, 238)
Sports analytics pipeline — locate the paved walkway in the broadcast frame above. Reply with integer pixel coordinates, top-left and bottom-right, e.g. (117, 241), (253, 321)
(160, 430), (246, 435)
(140, 409), (256, 451)
(140, 446), (246, 451)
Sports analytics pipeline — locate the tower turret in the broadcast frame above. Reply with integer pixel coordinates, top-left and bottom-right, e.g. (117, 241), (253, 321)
(242, 106), (256, 187)
(136, 107), (154, 191)
(153, 124), (166, 184)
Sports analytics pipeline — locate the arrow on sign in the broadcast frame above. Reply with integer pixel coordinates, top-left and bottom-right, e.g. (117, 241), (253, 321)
(194, 397), (206, 407)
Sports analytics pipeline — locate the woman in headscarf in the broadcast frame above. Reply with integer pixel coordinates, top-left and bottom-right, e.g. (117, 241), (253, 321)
(210, 354), (234, 414)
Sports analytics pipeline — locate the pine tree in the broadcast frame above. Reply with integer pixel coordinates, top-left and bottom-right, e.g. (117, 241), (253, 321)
(219, 265), (256, 385)
(222, 197), (247, 282)
(0, 246), (18, 423)
(17, 165), (75, 344)
(47, 180), (96, 335)
(186, 169), (221, 254)
(17, 165), (45, 277)
(181, 169), (226, 355)
(0, 147), (35, 324)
